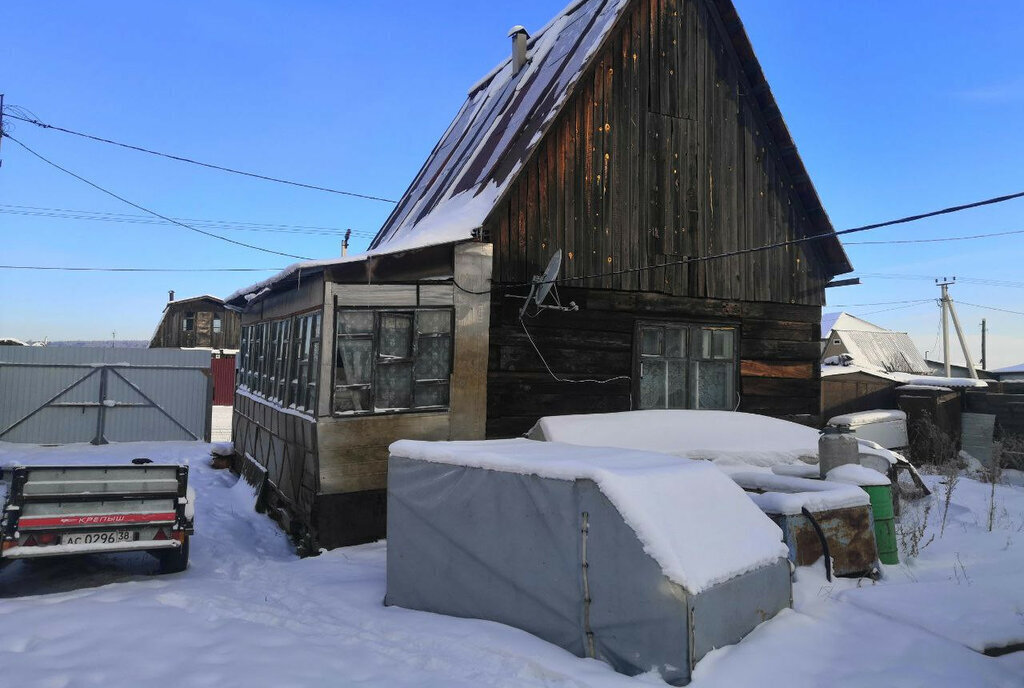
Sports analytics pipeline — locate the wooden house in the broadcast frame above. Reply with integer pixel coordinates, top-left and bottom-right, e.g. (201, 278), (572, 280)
(150, 293), (240, 350)
(225, 0), (853, 550)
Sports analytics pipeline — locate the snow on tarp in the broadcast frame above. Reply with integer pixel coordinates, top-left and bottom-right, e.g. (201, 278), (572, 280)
(826, 464), (890, 487)
(904, 376), (988, 389)
(530, 410), (821, 468)
(389, 438), (788, 594)
(729, 472), (870, 516)
(897, 383), (954, 392)
(828, 409), (906, 427)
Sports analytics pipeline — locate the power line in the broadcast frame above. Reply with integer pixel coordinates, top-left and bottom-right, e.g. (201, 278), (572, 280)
(0, 204), (376, 237)
(857, 273), (1024, 289)
(858, 300), (935, 316)
(956, 301), (1024, 317)
(829, 299), (934, 307)
(0, 265), (282, 272)
(2, 133), (313, 261)
(845, 227), (1024, 245)
(510, 188), (1024, 288)
(3, 110), (398, 204)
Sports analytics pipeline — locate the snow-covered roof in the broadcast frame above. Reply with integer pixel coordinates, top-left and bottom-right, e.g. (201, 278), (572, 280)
(0, 338), (27, 346)
(821, 311), (887, 339)
(367, 0), (851, 276)
(993, 362), (1024, 374)
(903, 376), (988, 389)
(834, 330), (929, 375)
(369, 0), (632, 252)
(389, 438), (788, 594)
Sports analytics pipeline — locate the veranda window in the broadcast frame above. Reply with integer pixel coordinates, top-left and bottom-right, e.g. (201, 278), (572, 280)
(333, 309), (452, 415)
(635, 322), (736, 410)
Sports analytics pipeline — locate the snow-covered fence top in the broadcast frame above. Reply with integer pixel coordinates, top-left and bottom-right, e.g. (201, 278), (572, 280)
(389, 438), (788, 594)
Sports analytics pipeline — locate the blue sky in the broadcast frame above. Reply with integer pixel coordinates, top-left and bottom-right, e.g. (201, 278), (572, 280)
(1, 1), (1022, 367)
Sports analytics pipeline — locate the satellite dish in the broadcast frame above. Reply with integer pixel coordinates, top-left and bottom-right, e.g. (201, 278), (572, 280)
(533, 250), (562, 307)
(513, 249), (578, 317)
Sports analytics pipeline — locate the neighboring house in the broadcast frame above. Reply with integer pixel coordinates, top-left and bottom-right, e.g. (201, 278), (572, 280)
(924, 359), (994, 380)
(225, 0), (852, 550)
(821, 312), (929, 375)
(150, 293), (240, 350)
(992, 363), (1024, 382)
(820, 312), (930, 419)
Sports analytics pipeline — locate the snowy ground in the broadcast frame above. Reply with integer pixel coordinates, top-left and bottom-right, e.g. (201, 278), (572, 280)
(1, 441), (1022, 687)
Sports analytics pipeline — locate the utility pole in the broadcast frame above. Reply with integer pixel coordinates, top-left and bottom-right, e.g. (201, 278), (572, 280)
(938, 277), (953, 377)
(341, 228), (351, 257)
(980, 319), (987, 371)
(936, 277), (979, 379)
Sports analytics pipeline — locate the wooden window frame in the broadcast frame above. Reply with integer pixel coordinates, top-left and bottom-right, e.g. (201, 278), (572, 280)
(331, 307), (454, 417)
(632, 319), (740, 411)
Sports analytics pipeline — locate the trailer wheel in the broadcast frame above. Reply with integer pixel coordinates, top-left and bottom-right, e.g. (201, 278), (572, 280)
(157, 536), (190, 574)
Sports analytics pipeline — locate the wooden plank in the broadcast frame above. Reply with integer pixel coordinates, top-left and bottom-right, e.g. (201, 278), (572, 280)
(740, 360), (814, 379)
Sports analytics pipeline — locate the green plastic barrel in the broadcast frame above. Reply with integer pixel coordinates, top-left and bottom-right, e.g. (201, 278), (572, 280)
(863, 484), (898, 565)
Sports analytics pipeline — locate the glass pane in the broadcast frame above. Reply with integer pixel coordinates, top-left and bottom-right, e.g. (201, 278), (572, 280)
(337, 311), (374, 336)
(415, 336), (451, 381)
(639, 359), (666, 409)
(417, 310), (451, 335)
(379, 313), (413, 359)
(701, 328), (713, 359)
(312, 314), (321, 339)
(334, 386), (371, 414)
(713, 329), (734, 360)
(640, 327), (663, 356)
(414, 382), (449, 408)
(666, 360), (688, 408)
(375, 362), (413, 409)
(665, 327), (686, 358)
(696, 362), (732, 410)
(337, 339), (372, 385)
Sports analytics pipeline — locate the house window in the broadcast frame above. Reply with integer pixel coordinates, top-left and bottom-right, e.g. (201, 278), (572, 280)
(289, 313), (321, 413)
(333, 308), (452, 415)
(635, 322), (737, 410)
(183, 312), (195, 332)
(832, 338), (841, 345)
(237, 312), (321, 414)
(213, 315), (222, 334)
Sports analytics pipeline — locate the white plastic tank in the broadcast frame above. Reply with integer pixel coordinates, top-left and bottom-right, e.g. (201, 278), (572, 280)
(819, 425), (860, 478)
(827, 410), (908, 450)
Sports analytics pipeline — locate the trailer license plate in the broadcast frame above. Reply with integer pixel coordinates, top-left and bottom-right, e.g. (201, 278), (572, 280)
(61, 531), (132, 545)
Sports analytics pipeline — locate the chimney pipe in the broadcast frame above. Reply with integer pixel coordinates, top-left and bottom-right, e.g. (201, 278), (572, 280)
(168, 289), (175, 302)
(508, 26), (530, 72)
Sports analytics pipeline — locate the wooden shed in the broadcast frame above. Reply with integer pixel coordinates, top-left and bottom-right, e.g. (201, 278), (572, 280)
(225, 0), (853, 550)
(150, 294), (240, 350)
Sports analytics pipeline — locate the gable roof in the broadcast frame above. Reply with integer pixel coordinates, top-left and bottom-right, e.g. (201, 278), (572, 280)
(821, 312), (888, 338)
(370, 0), (851, 276)
(164, 295), (224, 311)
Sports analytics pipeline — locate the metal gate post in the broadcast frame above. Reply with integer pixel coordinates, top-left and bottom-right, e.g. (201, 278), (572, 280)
(93, 366), (109, 445)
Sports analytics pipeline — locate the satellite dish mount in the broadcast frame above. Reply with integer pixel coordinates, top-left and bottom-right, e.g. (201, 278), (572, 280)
(509, 250), (579, 317)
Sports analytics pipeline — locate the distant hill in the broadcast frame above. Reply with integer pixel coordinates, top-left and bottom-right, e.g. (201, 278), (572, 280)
(45, 340), (150, 348)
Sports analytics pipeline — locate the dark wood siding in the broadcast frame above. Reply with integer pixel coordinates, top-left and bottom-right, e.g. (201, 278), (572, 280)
(481, 0), (829, 306)
(486, 288), (821, 438)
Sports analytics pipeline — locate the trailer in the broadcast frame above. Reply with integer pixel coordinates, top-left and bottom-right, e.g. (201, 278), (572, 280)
(1, 461), (194, 574)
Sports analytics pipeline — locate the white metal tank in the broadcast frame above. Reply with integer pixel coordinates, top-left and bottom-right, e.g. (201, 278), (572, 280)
(819, 424), (860, 478)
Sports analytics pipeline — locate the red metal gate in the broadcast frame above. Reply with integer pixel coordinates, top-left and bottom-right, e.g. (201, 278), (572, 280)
(211, 356), (236, 406)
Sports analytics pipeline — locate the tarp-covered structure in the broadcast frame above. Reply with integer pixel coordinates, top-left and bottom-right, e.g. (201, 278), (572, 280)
(385, 439), (791, 685)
